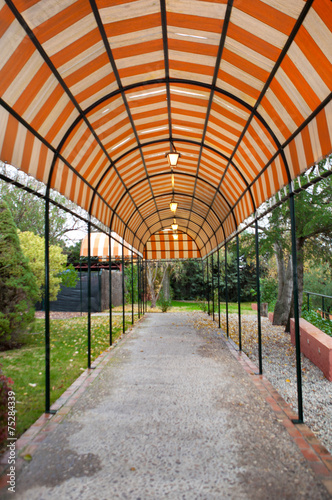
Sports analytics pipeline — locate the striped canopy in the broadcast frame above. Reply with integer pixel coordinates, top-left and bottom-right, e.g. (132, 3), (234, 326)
(0, 0), (331, 258)
(144, 230), (201, 260)
(80, 232), (134, 258)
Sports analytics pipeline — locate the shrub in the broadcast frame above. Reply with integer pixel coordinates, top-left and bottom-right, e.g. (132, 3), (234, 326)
(0, 202), (39, 349)
(301, 309), (332, 337)
(157, 291), (172, 312)
(0, 365), (13, 448)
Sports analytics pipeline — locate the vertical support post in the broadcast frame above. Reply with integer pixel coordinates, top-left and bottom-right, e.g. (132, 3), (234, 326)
(142, 259), (145, 314)
(307, 292), (309, 311)
(79, 259), (82, 317)
(109, 234), (112, 346)
(207, 255), (210, 315)
(122, 241), (125, 335)
(138, 257), (141, 319)
(225, 243), (229, 337)
(44, 195), (51, 413)
(131, 250), (134, 324)
(289, 188), (303, 423)
(218, 249), (221, 328)
(236, 233), (242, 351)
(322, 296), (325, 319)
(255, 219), (263, 375)
(212, 253), (215, 321)
(87, 217), (91, 368)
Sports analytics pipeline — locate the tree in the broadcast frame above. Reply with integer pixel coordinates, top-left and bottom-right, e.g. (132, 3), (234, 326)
(18, 231), (77, 302)
(0, 172), (87, 247)
(0, 202), (39, 349)
(245, 158), (332, 327)
(146, 261), (171, 308)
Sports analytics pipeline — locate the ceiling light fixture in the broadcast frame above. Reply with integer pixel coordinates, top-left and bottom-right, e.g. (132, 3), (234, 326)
(170, 200), (178, 213)
(173, 232), (178, 240)
(166, 141), (180, 168)
(171, 219), (178, 231)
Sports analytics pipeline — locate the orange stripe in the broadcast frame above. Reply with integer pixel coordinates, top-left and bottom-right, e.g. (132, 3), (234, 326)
(236, 0), (295, 35)
(301, 125), (314, 167)
(60, 163), (69, 194)
(313, 0), (332, 31)
(288, 139), (301, 178)
(30, 84), (64, 131)
(0, 4), (15, 38)
(0, 38), (35, 96)
(104, 13), (161, 38)
(247, 123), (275, 160)
(223, 47), (269, 82)
(167, 12), (223, 33)
(113, 39), (163, 60)
(218, 70), (260, 101)
(13, 63), (52, 116)
(270, 79), (305, 128)
(36, 145), (48, 182)
(51, 28), (101, 68)
(228, 22), (280, 62)
(316, 107), (332, 158)
(64, 53), (110, 88)
(281, 55), (320, 112)
(208, 114), (241, 139)
(259, 95), (292, 139)
(76, 73), (116, 105)
(23, 130), (35, 172)
(211, 101), (247, 127)
(1, 114), (18, 163)
(14, 0), (39, 11)
(170, 60), (214, 78)
(296, 26), (332, 91)
(168, 39), (218, 58)
(45, 101), (77, 145)
(34, 0), (92, 44)
(119, 60), (164, 80)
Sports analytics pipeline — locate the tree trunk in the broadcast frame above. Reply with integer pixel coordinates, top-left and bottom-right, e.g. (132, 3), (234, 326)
(285, 237), (305, 332)
(146, 262), (171, 308)
(273, 252), (293, 325)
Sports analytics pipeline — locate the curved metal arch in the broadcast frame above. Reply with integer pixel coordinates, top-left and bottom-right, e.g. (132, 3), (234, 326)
(94, 137), (255, 218)
(113, 169), (236, 231)
(127, 190), (225, 241)
(131, 196), (222, 255)
(135, 208), (215, 251)
(142, 218), (206, 254)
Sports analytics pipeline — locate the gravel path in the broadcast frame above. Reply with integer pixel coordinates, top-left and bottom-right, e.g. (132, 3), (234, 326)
(203, 312), (332, 455)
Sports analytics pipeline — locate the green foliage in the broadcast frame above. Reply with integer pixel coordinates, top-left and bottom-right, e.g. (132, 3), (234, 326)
(301, 309), (332, 337)
(0, 365), (13, 447)
(124, 262), (138, 303)
(0, 202), (39, 349)
(157, 290), (172, 312)
(0, 315), (136, 441)
(63, 241), (82, 266)
(171, 260), (205, 300)
(260, 277), (278, 306)
(18, 231), (75, 301)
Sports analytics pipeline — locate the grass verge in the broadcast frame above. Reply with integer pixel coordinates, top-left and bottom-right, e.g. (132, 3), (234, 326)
(0, 315), (136, 441)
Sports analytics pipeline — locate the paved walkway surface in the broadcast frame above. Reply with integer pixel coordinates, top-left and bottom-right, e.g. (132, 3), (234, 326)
(1, 312), (332, 499)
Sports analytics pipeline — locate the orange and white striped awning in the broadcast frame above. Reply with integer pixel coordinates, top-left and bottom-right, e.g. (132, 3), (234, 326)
(144, 231), (201, 260)
(0, 0), (331, 258)
(80, 232), (134, 259)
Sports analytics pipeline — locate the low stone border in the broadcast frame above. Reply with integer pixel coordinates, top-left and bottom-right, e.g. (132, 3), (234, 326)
(290, 318), (332, 381)
(220, 330), (332, 496)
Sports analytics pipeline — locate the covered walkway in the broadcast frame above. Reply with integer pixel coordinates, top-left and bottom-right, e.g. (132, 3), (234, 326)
(2, 312), (331, 499)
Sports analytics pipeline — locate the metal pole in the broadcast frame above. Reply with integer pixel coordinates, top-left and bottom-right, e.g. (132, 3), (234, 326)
(225, 243), (229, 338)
(87, 217), (91, 368)
(122, 242), (125, 335)
(79, 259), (82, 317)
(138, 257), (141, 319)
(212, 253), (215, 321)
(236, 233), (242, 351)
(307, 292), (310, 311)
(255, 219), (263, 374)
(44, 195), (52, 413)
(142, 259), (145, 314)
(218, 249), (221, 328)
(131, 250), (134, 324)
(207, 255), (210, 315)
(289, 188), (303, 424)
(109, 234), (112, 346)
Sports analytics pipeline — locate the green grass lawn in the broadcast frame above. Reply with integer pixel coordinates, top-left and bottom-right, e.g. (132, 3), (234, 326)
(0, 315), (136, 440)
(170, 300), (255, 314)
